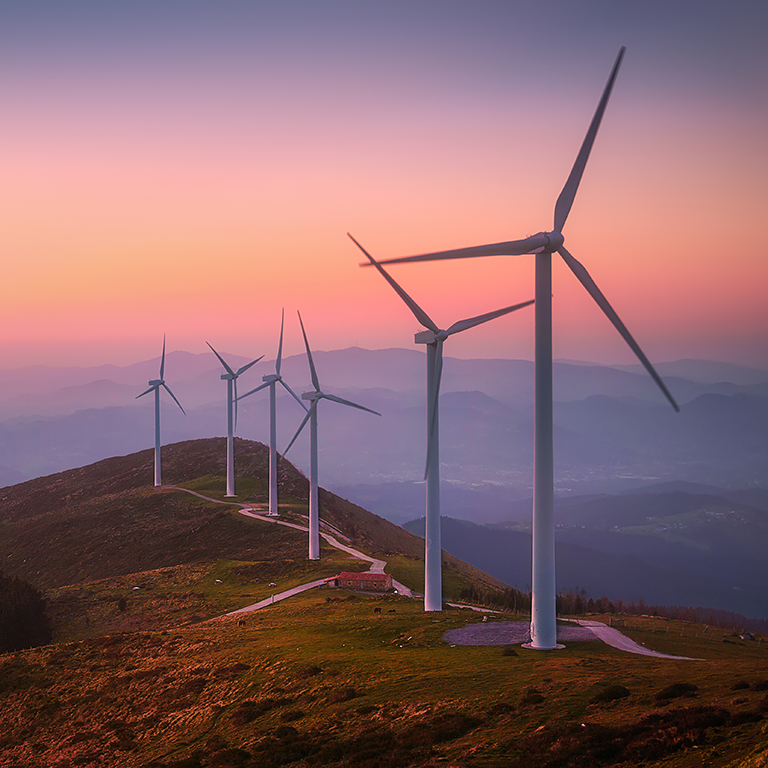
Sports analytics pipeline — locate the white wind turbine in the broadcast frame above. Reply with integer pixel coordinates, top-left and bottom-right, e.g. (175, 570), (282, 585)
(350, 233), (533, 611)
(284, 312), (380, 560)
(237, 309), (308, 516)
(136, 336), (185, 487)
(206, 342), (263, 497)
(368, 47), (679, 649)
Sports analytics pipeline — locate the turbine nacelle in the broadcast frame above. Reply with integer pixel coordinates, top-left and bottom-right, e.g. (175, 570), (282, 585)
(262, 373), (281, 384)
(414, 329), (448, 344)
(302, 391), (323, 402)
(147, 379), (163, 387)
(220, 372), (237, 381)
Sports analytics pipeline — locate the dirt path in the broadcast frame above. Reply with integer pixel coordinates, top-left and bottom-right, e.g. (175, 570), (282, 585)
(573, 619), (699, 660)
(444, 618), (699, 659)
(166, 486), (412, 611)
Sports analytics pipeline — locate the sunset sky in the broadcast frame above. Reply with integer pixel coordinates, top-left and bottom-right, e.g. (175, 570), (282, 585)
(1, 1), (766, 369)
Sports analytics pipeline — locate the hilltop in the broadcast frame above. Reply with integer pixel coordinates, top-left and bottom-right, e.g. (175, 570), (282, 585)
(0, 437), (505, 632)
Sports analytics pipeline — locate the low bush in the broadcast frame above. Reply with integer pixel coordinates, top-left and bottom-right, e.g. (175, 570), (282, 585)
(655, 682), (698, 702)
(328, 686), (357, 703)
(520, 687), (545, 706)
(296, 664), (322, 679)
(230, 697), (292, 726)
(590, 684), (631, 704)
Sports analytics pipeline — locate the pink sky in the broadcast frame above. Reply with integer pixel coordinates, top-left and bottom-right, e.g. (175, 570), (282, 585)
(0, 2), (766, 369)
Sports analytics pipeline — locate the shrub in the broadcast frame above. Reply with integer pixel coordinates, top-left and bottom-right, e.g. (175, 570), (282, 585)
(296, 664), (322, 679)
(590, 684), (631, 704)
(231, 697), (291, 726)
(519, 687), (544, 706)
(328, 686), (357, 703)
(655, 682), (698, 702)
(0, 571), (52, 652)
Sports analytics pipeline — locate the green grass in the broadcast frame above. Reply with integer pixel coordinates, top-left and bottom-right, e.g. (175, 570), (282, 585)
(3, 597), (767, 767)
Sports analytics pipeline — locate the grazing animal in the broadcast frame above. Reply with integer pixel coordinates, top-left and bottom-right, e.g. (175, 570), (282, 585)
(373, 607), (381, 615)
(387, 609), (396, 614)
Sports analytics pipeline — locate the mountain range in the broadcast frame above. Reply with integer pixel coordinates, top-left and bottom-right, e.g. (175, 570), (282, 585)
(1, 349), (766, 498)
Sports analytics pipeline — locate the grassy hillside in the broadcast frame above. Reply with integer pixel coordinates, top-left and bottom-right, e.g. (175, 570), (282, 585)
(1, 439), (768, 765)
(0, 438), (505, 617)
(1, 598), (767, 767)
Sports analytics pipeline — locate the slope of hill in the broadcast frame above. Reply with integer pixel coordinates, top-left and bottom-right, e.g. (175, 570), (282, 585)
(0, 438), (504, 607)
(1, 597), (767, 767)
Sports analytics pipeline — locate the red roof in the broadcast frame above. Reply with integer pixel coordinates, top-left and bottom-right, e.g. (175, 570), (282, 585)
(337, 571), (390, 582)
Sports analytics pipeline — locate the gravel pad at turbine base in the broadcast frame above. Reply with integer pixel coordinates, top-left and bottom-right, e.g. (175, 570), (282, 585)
(444, 621), (597, 646)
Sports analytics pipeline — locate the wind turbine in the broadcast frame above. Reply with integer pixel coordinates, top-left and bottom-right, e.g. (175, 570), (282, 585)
(284, 312), (380, 560)
(237, 309), (308, 516)
(136, 336), (185, 488)
(350, 233), (533, 611)
(206, 342), (263, 497)
(366, 47), (679, 649)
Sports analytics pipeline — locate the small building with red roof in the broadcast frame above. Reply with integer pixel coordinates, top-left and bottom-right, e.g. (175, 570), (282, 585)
(328, 571), (393, 592)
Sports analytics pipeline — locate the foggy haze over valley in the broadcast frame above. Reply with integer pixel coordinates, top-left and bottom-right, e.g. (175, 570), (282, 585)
(1, 346), (765, 502)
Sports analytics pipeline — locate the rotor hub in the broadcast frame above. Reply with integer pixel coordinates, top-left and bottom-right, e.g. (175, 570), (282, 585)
(542, 231), (564, 252)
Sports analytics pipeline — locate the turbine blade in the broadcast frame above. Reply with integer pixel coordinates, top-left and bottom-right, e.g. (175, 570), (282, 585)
(236, 355), (264, 377)
(237, 380), (270, 400)
(283, 401), (316, 455)
(280, 379), (309, 411)
(297, 311), (321, 392)
(276, 308), (285, 375)
(323, 392), (381, 416)
(136, 385), (156, 399)
(160, 334), (166, 380)
(558, 246), (679, 412)
(365, 235), (549, 267)
(162, 383), (186, 415)
(206, 342), (235, 376)
(445, 299), (535, 337)
(553, 47), (626, 233)
(348, 233), (439, 333)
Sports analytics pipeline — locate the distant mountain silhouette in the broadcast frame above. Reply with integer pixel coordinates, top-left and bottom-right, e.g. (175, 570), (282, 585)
(0, 349), (766, 497)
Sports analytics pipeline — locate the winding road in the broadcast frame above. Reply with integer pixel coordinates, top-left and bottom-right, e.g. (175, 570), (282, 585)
(167, 486), (696, 658)
(165, 486), (411, 617)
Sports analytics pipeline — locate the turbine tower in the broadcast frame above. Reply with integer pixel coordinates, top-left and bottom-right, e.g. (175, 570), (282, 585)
(350, 234), (533, 611)
(284, 312), (380, 560)
(237, 309), (307, 516)
(366, 47), (679, 649)
(207, 342), (263, 497)
(136, 336), (185, 487)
